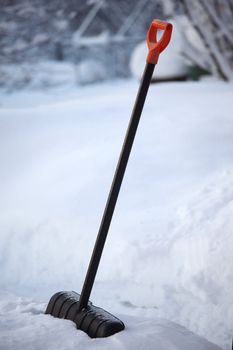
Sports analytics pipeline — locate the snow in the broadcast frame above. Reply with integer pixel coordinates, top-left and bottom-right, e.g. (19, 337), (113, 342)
(178, 15), (206, 54)
(0, 293), (221, 350)
(0, 79), (233, 349)
(32, 33), (49, 45)
(75, 59), (107, 84)
(53, 19), (68, 31)
(72, 32), (110, 47)
(0, 62), (77, 90)
(0, 61), (109, 90)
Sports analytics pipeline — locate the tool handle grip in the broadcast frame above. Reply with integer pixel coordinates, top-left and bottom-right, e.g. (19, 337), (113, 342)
(147, 19), (173, 64)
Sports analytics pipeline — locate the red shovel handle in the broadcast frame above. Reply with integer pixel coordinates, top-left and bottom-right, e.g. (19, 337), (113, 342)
(147, 20), (173, 64)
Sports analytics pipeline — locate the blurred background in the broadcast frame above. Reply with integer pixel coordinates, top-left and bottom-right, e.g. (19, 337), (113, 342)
(0, 2), (233, 350)
(1, 0), (232, 90)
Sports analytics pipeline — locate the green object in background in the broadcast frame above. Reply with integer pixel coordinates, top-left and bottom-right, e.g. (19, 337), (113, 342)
(188, 65), (210, 81)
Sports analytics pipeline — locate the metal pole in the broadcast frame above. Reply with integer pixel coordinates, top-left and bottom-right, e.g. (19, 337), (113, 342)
(78, 62), (155, 311)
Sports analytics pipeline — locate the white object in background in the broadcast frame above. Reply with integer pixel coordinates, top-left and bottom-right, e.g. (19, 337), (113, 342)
(76, 59), (107, 85)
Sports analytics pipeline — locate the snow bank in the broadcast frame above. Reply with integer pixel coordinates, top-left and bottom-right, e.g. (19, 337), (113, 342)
(124, 169), (233, 348)
(0, 62), (76, 91)
(0, 293), (222, 350)
(0, 80), (233, 349)
(75, 59), (107, 85)
(0, 60), (110, 91)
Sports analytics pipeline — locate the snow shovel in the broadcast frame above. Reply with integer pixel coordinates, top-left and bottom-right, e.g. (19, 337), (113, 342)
(45, 19), (173, 338)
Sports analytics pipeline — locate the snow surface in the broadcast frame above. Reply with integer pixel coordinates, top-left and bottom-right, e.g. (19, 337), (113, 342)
(0, 293), (221, 350)
(0, 79), (233, 349)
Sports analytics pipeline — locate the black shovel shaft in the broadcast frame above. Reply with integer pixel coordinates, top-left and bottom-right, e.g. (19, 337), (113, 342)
(78, 62), (155, 311)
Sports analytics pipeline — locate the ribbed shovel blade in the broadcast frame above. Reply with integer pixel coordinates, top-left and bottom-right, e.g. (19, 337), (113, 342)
(45, 291), (125, 338)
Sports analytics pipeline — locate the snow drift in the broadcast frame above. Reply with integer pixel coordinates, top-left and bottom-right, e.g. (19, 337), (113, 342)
(0, 79), (233, 349)
(0, 293), (222, 350)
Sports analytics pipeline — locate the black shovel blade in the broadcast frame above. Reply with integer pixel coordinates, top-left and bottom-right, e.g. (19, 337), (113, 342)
(45, 291), (125, 338)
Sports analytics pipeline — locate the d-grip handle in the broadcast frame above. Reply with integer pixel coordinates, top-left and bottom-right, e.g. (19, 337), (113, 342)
(147, 20), (173, 64)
